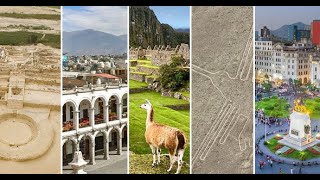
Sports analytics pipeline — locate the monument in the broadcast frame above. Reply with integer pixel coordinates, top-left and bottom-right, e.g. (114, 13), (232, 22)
(279, 99), (320, 151)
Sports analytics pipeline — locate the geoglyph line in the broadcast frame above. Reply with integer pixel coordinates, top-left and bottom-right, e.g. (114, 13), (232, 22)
(192, 26), (253, 165)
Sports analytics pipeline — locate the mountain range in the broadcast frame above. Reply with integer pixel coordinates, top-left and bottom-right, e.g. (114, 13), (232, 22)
(129, 6), (189, 48)
(63, 29), (127, 56)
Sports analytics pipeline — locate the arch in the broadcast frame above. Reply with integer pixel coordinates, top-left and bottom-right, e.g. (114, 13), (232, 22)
(62, 138), (77, 166)
(62, 137), (77, 147)
(121, 93), (128, 119)
(93, 96), (107, 125)
(62, 100), (78, 132)
(121, 125), (128, 148)
(78, 98), (92, 128)
(304, 77), (308, 84)
(120, 123), (127, 132)
(108, 94), (120, 121)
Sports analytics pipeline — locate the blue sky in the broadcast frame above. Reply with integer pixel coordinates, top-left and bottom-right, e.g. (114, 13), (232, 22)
(150, 6), (190, 29)
(256, 6), (320, 30)
(63, 6), (127, 35)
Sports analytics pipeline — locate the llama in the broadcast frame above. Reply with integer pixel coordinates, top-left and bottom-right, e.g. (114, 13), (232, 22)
(140, 99), (187, 174)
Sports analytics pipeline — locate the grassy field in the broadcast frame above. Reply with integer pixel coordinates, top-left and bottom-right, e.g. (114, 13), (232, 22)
(0, 31), (60, 49)
(130, 153), (190, 174)
(265, 137), (320, 160)
(304, 98), (320, 119)
(0, 13), (60, 20)
(130, 80), (148, 89)
(129, 80), (190, 173)
(256, 96), (290, 118)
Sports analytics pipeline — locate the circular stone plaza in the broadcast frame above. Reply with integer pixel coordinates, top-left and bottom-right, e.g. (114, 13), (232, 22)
(255, 84), (320, 174)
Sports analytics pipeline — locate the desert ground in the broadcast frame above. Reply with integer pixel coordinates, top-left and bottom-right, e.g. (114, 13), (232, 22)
(192, 6), (253, 174)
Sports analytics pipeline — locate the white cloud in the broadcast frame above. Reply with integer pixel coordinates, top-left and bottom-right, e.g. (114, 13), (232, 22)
(63, 6), (127, 36)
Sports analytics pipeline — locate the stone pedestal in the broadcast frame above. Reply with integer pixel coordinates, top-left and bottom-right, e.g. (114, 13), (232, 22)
(279, 111), (319, 151)
(69, 151), (88, 174)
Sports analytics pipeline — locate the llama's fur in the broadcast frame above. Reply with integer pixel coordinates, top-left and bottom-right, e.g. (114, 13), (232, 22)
(140, 99), (187, 174)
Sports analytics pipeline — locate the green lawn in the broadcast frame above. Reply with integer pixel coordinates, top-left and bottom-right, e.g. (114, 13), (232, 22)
(256, 96), (290, 118)
(265, 137), (320, 160)
(0, 13), (60, 20)
(0, 31), (60, 49)
(130, 80), (148, 89)
(179, 91), (190, 98)
(304, 98), (320, 119)
(129, 90), (190, 173)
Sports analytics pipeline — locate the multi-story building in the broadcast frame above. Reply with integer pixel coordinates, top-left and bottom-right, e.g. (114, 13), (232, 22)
(310, 53), (320, 87)
(62, 73), (128, 167)
(312, 20), (320, 46)
(261, 26), (271, 39)
(255, 40), (312, 84)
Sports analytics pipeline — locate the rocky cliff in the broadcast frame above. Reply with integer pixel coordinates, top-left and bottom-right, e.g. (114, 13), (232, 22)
(129, 6), (189, 48)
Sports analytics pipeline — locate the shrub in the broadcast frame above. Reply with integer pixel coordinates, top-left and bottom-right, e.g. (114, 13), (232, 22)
(158, 56), (189, 91)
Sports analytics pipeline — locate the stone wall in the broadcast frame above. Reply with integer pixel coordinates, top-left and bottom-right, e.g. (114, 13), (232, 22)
(136, 65), (159, 75)
(130, 73), (146, 82)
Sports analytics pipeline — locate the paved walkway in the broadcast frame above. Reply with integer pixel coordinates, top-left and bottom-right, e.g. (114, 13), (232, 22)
(63, 148), (128, 174)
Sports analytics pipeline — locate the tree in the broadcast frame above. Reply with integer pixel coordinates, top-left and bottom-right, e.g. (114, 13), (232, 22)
(158, 56), (189, 91)
(262, 82), (272, 92)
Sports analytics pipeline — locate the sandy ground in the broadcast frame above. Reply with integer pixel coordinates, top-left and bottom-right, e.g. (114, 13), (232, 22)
(0, 109), (61, 174)
(0, 6), (60, 14)
(192, 6), (253, 174)
(0, 6), (60, 34)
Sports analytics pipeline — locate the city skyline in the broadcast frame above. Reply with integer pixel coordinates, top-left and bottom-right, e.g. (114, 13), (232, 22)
(256, 6), (320, 30)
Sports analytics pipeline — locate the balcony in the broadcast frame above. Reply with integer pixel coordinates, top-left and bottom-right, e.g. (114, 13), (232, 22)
(63, 121), (74, 132)
(79, 117), (90, 128)
(109, 112), (118, 121)
(94, 114), (104, 125)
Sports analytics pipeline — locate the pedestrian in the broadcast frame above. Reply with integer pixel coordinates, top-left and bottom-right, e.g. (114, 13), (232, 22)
(270, 159), (273, 167)
(291, 168), (293, 174)
(279, 168), (283, 174)
(299, 167), (302, 174)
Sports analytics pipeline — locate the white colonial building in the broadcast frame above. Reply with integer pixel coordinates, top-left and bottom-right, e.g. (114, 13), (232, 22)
(255, 41), (313, 84)
(62, 73), (128, 166)
(310, 53), (320, 87)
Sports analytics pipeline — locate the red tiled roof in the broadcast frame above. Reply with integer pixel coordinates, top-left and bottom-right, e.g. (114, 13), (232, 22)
(94, 73), (119, 79)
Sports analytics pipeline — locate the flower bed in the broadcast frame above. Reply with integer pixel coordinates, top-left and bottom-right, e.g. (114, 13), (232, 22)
(273, 144), (284, 151)
(274, 136), (283, 140)
(308, 147), (320, 155)
(283, 148), (295, 156)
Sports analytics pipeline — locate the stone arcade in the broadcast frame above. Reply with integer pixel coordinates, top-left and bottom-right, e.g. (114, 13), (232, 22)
(62, 73), (128, 169)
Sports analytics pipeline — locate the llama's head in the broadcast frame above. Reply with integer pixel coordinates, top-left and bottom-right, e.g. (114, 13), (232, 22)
(140, 99), (152, 110)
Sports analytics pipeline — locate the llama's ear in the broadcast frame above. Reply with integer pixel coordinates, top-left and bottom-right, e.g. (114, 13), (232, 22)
(145, 99), (151, 105)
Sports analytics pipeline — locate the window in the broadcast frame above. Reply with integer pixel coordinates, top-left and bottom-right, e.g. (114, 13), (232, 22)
(288, 65), (290, 68)
(316, 75), (317, 80)
(316, 67), (318, 72)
